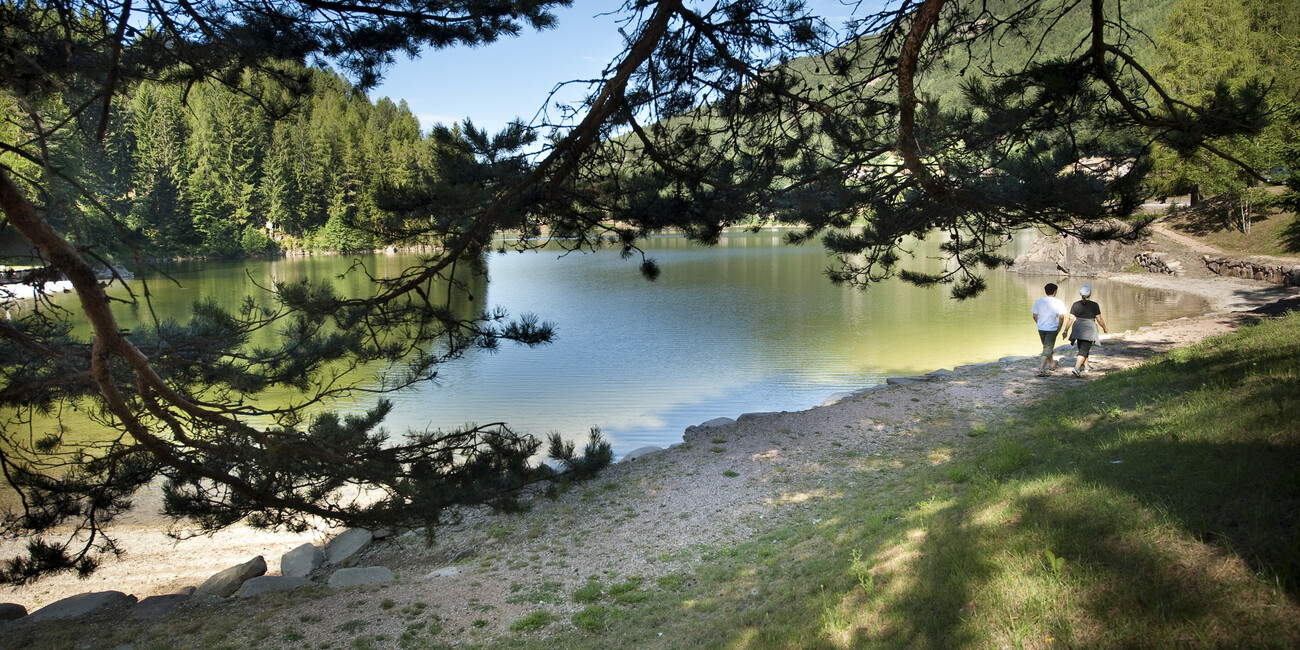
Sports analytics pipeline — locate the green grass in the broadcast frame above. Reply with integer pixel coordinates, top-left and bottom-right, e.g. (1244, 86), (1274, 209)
(487, 311), (1300, 648)
(9, 313), (1298, 650)
(509, 610), (558, 632)
(1165, 194), (1300, 256)
(572, 605), (609, 632)
(572, 578), (604, 604)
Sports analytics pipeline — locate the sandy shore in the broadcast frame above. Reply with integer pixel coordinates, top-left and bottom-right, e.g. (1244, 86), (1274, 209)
(1, 268), (1297, 642)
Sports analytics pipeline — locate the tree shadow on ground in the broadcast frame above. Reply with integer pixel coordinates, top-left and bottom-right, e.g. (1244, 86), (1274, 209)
(838, 316), (1300, 648)
(1280, 213), (1300, 254)
(1166, 197), (1238, 237)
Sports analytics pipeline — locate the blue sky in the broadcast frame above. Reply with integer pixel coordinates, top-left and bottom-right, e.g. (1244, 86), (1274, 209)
(370, 1), (878, 135)
(371, 2), (630, 134)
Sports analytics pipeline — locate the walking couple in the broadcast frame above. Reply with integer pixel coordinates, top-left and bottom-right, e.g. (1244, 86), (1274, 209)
(1032, 283), (1109, 377)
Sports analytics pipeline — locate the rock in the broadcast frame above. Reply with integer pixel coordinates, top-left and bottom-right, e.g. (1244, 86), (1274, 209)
(27, 591), (137, 623)
(281, 543), (325, 578)
(236, 576), (314, 598)
(1012, 230), (1141, 276)
(925, 369), (957, 378)
(325, 528), (373, 565)
(736, 411), (780, 423)
(683, 417), (737, 442)
(426, 566), (461, 579)
(885, 377), (920, 385)
(195, 556), (267, 598)
(698, 417), (735, 428)
(328, 566), (394, 589)
(134, 594), (190, 618)
(620, 446), (664, 462)
(0, 603), (27, 620)
(370, 527), (393, 540)
(821, 392), (851, 406)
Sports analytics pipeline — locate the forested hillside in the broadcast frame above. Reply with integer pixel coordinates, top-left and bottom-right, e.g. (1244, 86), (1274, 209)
(2, 63), (435, 257)
(2, 0), (1294, 260)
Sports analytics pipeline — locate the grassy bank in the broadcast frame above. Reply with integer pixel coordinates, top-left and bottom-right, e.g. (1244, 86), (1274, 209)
(5, 314), (1298, 650)
(489, 311), (1299, 649)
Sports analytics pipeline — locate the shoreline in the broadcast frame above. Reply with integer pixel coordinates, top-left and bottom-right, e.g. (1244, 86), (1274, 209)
(1, 270), (1298, 631)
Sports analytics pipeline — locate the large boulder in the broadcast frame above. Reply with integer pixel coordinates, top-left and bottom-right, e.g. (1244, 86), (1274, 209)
(27, 591), (136, 623)
(280, 543), (325, 578)
(328, 566), (394, 589)
(620, 446), (664, 462)
(0, 603), (26, 620)
(195, 556), (267, 598)
(236, 576), (314, 598)
(134, 594), (190, 618)
(325, 528), (373, 565)
(1012, 231), (1143, 276)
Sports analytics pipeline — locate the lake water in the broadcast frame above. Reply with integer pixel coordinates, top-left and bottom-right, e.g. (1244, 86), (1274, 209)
(68, 230), (1207, 458)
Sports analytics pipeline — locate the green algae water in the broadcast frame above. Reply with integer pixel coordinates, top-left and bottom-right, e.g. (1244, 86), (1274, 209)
(33, 230), (1207, 458)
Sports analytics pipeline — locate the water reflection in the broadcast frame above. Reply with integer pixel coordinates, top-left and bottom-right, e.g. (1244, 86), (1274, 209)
(48, 231), (1208, 457)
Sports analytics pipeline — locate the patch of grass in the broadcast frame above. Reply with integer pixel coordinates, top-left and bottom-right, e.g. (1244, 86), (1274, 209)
(656, 573), (686, 590)
(351, 634), (389, 649)
(573, 605), (609, 632)
(337, 619), (368, 634)
(506, 580), (565, 605)
(710, 446), (726, 453)
(986, 436), (1032, 476)
(398, 602), (429, 619)
(943, 464), (972, 483)
(722, 470), (739, 477)
(510, 610), (558, 632)
(572, 578), (604, 604)
(609, 576), (648, 604)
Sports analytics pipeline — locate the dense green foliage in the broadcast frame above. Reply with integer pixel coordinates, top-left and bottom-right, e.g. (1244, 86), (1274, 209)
(131, 68), (432, 255)
(1147, 0), (1300, 204)
(0, 63), (434, 257)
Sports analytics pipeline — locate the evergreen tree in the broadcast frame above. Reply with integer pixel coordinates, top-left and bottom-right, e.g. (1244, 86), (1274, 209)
(1147, 0), (1299, 208)
(0, 0), (602, 584)
(0, 0), (1285, 583)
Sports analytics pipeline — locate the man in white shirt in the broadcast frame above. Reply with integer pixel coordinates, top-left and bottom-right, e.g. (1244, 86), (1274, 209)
(1031, 283), (1069, 376)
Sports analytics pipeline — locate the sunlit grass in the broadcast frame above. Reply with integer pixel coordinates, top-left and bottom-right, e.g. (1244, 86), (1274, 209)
(516, 312), (1300, 649)
(11, 314), (1298, 650)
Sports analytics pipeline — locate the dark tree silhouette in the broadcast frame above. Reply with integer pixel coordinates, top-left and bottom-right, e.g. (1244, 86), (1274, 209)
(0, 0), (1273, 582)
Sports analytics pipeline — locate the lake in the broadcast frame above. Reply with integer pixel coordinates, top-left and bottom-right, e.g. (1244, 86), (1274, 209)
(70, 229), (1208, 459)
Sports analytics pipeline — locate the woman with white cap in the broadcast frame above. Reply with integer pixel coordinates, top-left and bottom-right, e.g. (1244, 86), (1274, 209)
(1062, 284), (1108, 377)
